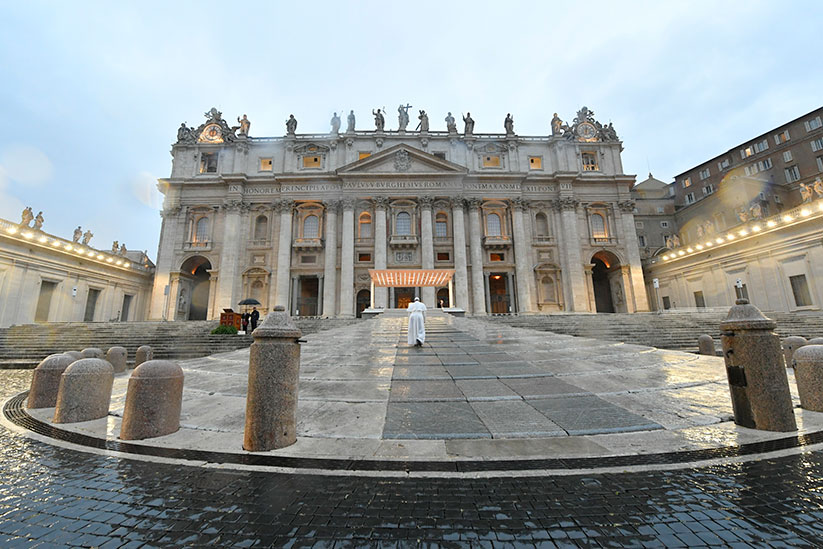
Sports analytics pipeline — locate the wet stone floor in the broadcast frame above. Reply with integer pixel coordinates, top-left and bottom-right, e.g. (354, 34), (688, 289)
(3, 371), (823, 547)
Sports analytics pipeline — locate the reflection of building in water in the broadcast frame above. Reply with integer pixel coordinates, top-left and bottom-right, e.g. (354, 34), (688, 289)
(150, 106), (650, 320)
(635, 106), (823, 312)
(0, 219), (154, 327)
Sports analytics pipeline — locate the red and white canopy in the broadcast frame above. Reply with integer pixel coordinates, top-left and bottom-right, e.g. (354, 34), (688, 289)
(368, 269), (455, 287)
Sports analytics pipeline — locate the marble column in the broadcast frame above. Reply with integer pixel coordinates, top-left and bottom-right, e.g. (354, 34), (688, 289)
(373, 197), (389, 308)
(467, 198), (487, 315)
(483, 271), (491, 313)
(321, 200), (339, 317)
(215, 202), (247, 314)
(290, 276), (299, 315)
(149, 207), (185, 320)
(420, 197), (435, 307)
(511, 198), (534, 313)
(507, 271), (516, 313)
(450, 197), (470, 312)
(338, 199), (355, 317)
(555, 198), (588, 311)
(274, 200), (294, 308)
(618, 200), (650, 312)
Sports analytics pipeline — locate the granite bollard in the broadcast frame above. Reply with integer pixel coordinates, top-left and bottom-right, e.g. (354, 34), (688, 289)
(135, 345), (153, 367)
(782, 336), (807, 368)
(81, 347), (104, 359)
(63, 351), (83, 362)
(808, 337), (823, 346)
(106, 346), (128, 374)
(120, 360), (184, 440)
(720, 299), (796, 432)
(27, 354), (74, 409)
(697, 334), (716, 356)
(53, 358), (114, 423)
(793, 345), (823, 412)
(243, 305), (302, 451)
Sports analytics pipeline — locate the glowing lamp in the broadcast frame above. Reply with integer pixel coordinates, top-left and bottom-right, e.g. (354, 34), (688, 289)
(801, 209), (811, 217)
(716, 238), (723, 244)
(766, 220), (776, 228)
(64, 244), (72, 251)
(687, 247), (694, 253)
(662, 255), (669, 260)
(726, 234), (735, 240)
(6, 227), (17, 234)
(22, 232), (33, 239)
(123, 262), (130, 268)
(52, 240), (61, 246)
(678, 250), (685, 256)
(752, 225), (761, 232)
(97, 254), (104, 260)
(38, 236), (47, 243)
(106, 258), (113, 263)
(696, 244), (704, 250)
(783, 215), (793, 222)
(739, 230), (748, 236)
(115, 260), (123, 265)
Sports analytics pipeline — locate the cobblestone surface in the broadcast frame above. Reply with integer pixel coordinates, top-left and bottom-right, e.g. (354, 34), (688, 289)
(4, 370), (823, 547)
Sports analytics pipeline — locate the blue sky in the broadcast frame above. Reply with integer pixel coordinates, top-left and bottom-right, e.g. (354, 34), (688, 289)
(1, 1), (821, 260)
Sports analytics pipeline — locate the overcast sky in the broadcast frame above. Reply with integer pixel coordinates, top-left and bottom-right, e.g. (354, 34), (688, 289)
(1, 1), (821, 260)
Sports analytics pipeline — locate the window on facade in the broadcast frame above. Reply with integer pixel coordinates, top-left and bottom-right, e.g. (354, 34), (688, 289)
(259, 158), (273, 171)
(358, 253), (372, 262)
(529, 156), (542, 169)
(783, 150), (793, 163)
(436, 252), (450, 261)
(660, 221), (669, 228)
(254, 215), (268, 240)
(635, 221), (644, 229)
(662, 296), (671, 310)
(301, 255), (316, 264)
(432, 151), (446, 160)
(358, 152), (371, 160)
(817, 155), (823, 173)
(657, 206), (665, 213)
(681, 177), (692, 188)
(302, 156), (321, 168)
(761, 158), (773, 170)
(199, 153), (217, 173)
(486, 213), (502, 236)
(806, 116), (822, 132)
(303, 215), (319, 238)
(638, 234), (646, 247)
(784, 165), (801, 183)
(590, 213), (607, 238)
(435, 213), (448, 237)
(774, 130), (790, 145)
(790, 274), (813, 306)
(694, 291), (706, 308)
(535, 213), (549, 237)
(717, 158), (731, 171)
(581, 152), (598, 171)
(812, 137), (823, 153)
(194, 217), (209, 242)
(541, 277), (556, 302)
(396, 212), (412, 235)
(685, 192), (696, 204)
(359, 213), (372, 238)
(483, 155), (501, 167)
(490, 253), (505, 262)
(699, 168), (710, 180)
(702, 185), (714, 196)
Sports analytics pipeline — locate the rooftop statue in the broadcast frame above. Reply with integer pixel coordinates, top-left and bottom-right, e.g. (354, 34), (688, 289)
(330, 112), (341, 135)
(372, 108), (385, 131)
(82, 230), (93, 245)
(814, 177), (823, 198)
(73, 226), (82, 243)
(417, 110), (429, 132)
(445, 112), (457, 134)
(237, 114), (251, 137)
(504, 113), (514, 136)
(176, 123), (196, 144)
(19, 207), (33, 228)
(800, 182), (814, 203)
(347, 110), (356, 132)
(120, 243), (127, 256)
(33, 211), (44, 230)
(397, 104), (412, 132)
(111, 240), (119, 253)
(550, 113), (563, 136)
(286, 114), (298, 136)
(462, 112), (474, 136)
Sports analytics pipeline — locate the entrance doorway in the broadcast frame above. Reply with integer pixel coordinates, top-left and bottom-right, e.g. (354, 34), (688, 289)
(436, 288), (450, 308)
(121, 294), (133, 321)
(297, 276), (319, 316)
(180, 256), (212, 320)
(394, 287), (414, 308)
(591, 251), (620, 313)
(84, 289), (100, 322)
(356, 289), (370, 318)
(489, 273), (510, 314)
(35, 281), (57, 322)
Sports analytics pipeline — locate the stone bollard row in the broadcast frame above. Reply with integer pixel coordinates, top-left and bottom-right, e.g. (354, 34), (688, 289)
(53, 358), (114, 424)
(27, 354), (75, 409)
(81, 347), (104, 359)
(106, 346), (128, 374)
(63, 350), (83, 362)
(794, 345), (823, 412)
(120, 360), (184, 440)
(809, 337), (823, 346)
(782, 336), (807, 368)
(697, 334), (716, 356)
(135, 345), (153, 367)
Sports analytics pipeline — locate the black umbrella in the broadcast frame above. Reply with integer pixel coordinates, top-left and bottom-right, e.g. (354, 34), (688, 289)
(238, 298), (261, 306)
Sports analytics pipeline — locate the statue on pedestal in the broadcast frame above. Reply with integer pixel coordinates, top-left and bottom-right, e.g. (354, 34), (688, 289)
(330, 112), (341, 135)
(551, 113), (563, 136)
(237, 114), (251, 137)
(285, 115), (298, 136)
(815, 177), (823, 198)
(397, 104), (412, 131)
(462, 112), (474, 136)
(445, 112), (457, 134)
(111, 240), (119, 253)
(33, 212), (44, 230)
(800, 182), (814, 203)
(82, 230), (93, 245)
(20, 207), (33, 228)
(120, 244), (127, 256)
(372, 108), (385, 131)
(504, 113), (514, 136)
(417, 110), (429, 132)
(347, 110), (356, 132)
(176, 123), (195, 144)
(73, 226), (82, 243)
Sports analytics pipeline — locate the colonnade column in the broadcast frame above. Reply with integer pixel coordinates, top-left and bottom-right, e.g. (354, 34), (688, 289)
(467, 198), (487, 315)
(420, 196), (435, 307)
(373, 197), (389, 308)
(450, 197), (470, 312)
(274, 199), (294, 308)
(618, 200), (650, 312)
(338, 199), (355, 317)
(321, 200), (339, 317)
(511, 198), (534, 313)
(215, 202), (247, 316)
(555, 197), (588, 311)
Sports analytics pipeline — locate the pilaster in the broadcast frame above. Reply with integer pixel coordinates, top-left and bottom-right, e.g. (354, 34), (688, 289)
(338, 199), (356, 317)
(419, 196), (435, 307)
(274, 199), (294, 308)
(322, 200), (339, 317)
(450, 196), (470, 312)
(468, 198), (487, 315)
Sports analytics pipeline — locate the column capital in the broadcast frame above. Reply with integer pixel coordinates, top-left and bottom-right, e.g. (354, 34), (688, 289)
(221, 200), (249, 213)
(419, 196), (435, 209)
(323, 199), (341, 213)
(373, 196), (390, 210)
(511, 197), (531, 212)
(273, 199), (294, 213)
(467, 197), (483, 211)
(341, 198), (356, 211)
(552, 198), (579, 212)
(448, 195), (466, 210)
(617, 200), (636, 213)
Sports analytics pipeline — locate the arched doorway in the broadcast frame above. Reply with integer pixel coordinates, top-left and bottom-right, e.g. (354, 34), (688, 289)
(436, 288), (450, 308)
(180, 256), (212, 320)
(591, 251), (620, 313)
(356, 289), (370, 318)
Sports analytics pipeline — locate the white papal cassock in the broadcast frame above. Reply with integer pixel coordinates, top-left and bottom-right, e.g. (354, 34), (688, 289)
(407, 299), (427, 345)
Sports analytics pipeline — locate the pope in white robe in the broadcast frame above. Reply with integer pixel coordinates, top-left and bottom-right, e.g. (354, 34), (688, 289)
(407, 297), (427, 346)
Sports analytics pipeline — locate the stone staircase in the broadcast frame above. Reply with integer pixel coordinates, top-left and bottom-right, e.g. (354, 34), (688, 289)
(479, 310), (823, 353)
(0, 317), (361, 369)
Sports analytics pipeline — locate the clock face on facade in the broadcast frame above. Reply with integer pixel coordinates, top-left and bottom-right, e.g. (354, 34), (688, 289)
(576, 122), (597, 141)
(199, 123), (224, 143)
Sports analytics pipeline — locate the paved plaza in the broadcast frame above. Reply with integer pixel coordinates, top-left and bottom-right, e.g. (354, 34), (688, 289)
(3, 312), (823, 546)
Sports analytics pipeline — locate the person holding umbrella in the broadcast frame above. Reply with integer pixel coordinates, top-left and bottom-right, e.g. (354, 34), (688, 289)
(250, 307), (260, 331)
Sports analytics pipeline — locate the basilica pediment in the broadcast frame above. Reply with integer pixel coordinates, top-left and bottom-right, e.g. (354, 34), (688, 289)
(338, 144), (466, 175)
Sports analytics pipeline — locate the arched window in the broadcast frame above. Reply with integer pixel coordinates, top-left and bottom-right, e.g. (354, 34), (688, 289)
(303, 215), (319, 238)
(254, 215), (268, 240)
(590, 213), (606, 238)
(535, 213), (549, 237)
(359, 213), (372, 238)
(396, 212), (412, 235)
(195, 217), (209, 242)
(542, 276), (556, 303)
(486, 213), (502, 236)
(435, 212), (448, 237)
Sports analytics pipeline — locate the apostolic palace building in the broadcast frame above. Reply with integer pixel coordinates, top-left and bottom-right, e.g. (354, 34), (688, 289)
(148, 106), (649, 320)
